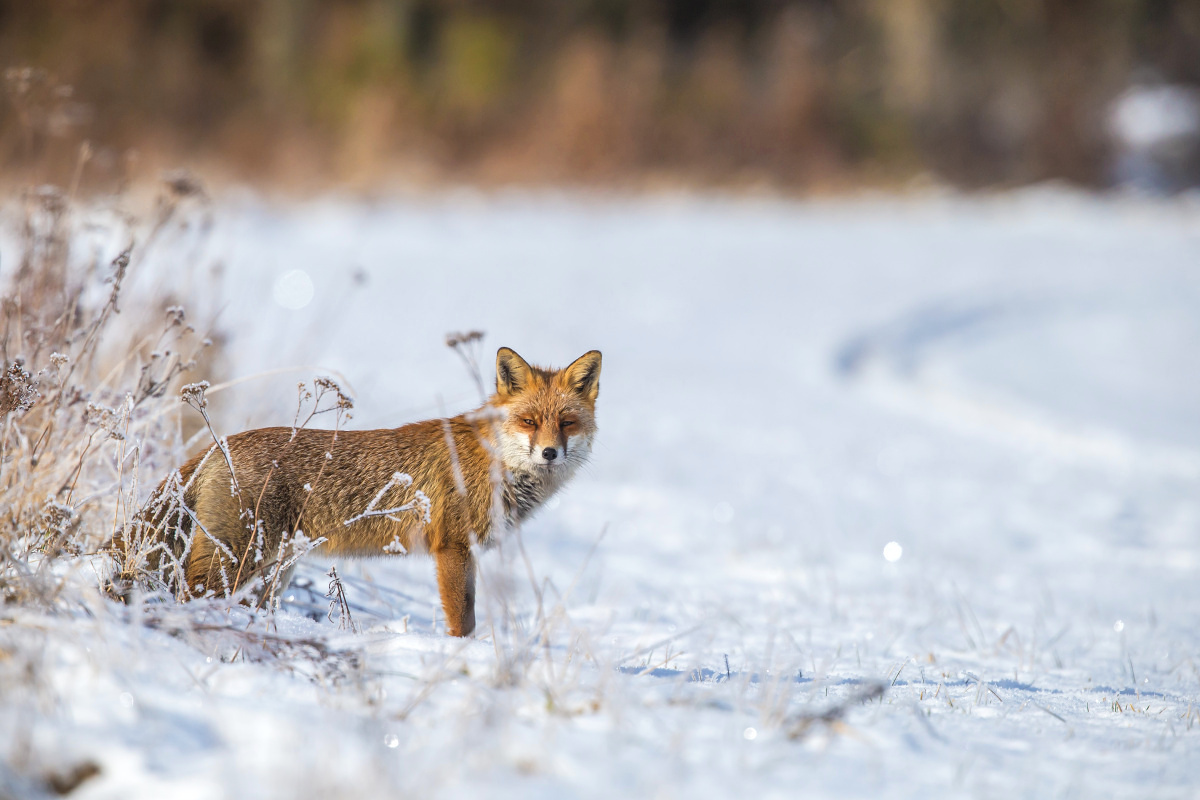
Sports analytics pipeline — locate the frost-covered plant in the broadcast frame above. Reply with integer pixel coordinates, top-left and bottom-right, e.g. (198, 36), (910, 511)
(1, 180), (218, 608)
(114, 372), (362, 607)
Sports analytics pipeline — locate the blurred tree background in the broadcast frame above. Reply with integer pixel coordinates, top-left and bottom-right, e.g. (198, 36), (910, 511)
(2, 0), (1198, 192)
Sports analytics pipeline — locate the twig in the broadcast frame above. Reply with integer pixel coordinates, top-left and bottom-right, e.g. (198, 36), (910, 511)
(326, 566), (358, 633)
(785, 682), (887, 740)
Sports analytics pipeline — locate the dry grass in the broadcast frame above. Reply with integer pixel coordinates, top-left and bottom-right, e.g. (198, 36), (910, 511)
(0, 178), (217, 607)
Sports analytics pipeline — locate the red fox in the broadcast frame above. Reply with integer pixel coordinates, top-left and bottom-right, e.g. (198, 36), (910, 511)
(117, 347), (601, 637)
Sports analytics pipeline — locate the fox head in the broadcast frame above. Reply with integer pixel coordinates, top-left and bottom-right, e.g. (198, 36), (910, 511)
(492, 347), (601, 475)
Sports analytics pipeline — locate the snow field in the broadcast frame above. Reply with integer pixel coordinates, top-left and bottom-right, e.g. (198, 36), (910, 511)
(2, 188), (1199, 798)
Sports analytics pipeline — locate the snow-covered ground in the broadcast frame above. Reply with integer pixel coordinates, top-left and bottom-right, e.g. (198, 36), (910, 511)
(4, 189), (1200, 798)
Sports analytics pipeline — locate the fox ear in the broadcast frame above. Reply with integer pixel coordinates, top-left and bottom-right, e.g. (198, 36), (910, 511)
(496, 347), (532, 398)
(564, 350), (602, 400)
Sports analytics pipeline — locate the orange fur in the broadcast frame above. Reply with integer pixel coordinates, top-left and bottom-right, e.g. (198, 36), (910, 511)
(128, 347), (600, 637)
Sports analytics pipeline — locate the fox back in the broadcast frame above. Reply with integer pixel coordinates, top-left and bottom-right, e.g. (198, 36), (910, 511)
(114, 347), (601, 637)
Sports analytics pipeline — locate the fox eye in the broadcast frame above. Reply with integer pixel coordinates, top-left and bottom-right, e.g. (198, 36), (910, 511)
(522, 418), (535, 426)
(561, 420), (576, 428)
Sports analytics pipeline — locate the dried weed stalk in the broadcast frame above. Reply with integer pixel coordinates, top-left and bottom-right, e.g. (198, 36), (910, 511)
(1, 178), (216, 608)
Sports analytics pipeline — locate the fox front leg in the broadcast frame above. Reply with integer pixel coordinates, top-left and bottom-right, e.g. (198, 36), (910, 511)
(434, 546), (476, 637)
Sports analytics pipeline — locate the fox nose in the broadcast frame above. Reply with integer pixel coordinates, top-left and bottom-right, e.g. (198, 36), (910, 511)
(542, 447), (558, 462)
